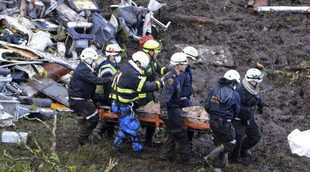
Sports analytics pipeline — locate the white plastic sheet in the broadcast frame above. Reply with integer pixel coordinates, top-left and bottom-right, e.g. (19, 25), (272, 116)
(0, 104), (14, 127)
(287, 129), (310, 157)
(148, 0), (165, 12)
(27, 31), (53, 51)
(1, 131), (28, 143)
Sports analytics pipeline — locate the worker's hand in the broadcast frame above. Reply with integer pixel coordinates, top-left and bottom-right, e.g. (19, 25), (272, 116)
(38, 68), (48, 77)
(160, 110), (168, 120)
(94, 102), (102, 109)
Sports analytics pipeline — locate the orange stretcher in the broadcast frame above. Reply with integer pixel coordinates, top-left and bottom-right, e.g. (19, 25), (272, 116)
(98, 108), (210, 130)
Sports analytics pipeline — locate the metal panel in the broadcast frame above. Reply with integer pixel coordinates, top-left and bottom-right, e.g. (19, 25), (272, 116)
(26, 78), (69, 107)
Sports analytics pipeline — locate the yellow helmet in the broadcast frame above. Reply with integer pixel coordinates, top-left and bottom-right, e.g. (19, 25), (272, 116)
(143, 40), (161, 53)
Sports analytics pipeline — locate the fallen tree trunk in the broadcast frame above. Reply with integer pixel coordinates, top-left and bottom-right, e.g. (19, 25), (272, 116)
(255, 6), (310, 13)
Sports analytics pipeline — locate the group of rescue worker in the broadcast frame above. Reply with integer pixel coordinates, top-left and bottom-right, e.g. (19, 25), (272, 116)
(67, 38), (265, 167)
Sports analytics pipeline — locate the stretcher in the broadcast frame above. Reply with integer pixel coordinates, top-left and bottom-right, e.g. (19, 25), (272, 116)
(98, 106), (210, 131)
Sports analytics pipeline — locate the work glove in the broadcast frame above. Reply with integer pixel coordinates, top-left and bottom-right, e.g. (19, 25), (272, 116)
(94, 102), (102, 109)
(160, 110), (168, 120)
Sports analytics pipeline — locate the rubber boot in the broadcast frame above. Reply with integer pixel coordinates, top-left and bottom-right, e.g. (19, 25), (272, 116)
(203, 145), (225, 167)
(92, 128), (103, 140)
(113, 131), (127, 150)
(217, 152), (228, 168)
(241, 149), (252, 158)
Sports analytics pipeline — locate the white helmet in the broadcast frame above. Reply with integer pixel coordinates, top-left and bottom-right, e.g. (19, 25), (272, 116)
(170, 52), (188, 66)
(245, 68), (263, 83)
(132, 51), (150, 69)
(105, 44), (123, 56)
(182, 46), (199, 61)
(80, 48), (98, 65)
(223, 69), (240, 83)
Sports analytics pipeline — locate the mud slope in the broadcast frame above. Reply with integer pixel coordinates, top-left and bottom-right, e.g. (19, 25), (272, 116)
(57, 0), (310, 171)
(133, 0), (310, 171)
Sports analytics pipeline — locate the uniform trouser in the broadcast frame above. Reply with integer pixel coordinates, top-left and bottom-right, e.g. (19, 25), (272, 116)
(69, 99), (98, 145)
(230, 118), (262, 161)
(180, 98), (195, 143)
(160, 108), (191, 160)
(209, 118), (236, 152)
(111, 104), (142, 152)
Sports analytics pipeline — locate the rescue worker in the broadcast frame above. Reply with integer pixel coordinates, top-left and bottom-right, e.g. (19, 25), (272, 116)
(179, 46), (199, 143)
(159, 52), (198, 165)
(110, 51), (162, 152)
(229, 68), (264, 164)
(92, 44), (123, 141)
(204, 70), (241, 167)
(141, 39), (168, 146)
(68, 48), (113, 145)
(142, 39), (168, 83)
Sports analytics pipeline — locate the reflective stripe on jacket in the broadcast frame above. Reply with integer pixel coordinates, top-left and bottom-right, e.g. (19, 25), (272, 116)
(110, 61), (160, 104)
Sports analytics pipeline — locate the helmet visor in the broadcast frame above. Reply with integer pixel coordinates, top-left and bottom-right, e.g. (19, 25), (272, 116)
(246, 74), (263, 83)
(171, 59), (188, 66)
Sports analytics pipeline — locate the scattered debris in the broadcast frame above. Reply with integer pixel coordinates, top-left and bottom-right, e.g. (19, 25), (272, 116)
(0, 104), (14, 127)
(27, 31), (54, 51)
(25, 78), (69, 107)
(288, 129), (310, 157)
(0, 95), (20, 120)
(1, 131), (28, 143)
(0, 0), (169, 120)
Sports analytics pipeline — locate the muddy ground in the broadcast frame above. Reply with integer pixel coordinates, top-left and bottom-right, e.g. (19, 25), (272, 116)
(1, 0), (309, 171)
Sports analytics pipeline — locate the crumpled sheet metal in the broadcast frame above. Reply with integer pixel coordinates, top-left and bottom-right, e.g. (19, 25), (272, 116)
(0, 95), (20, 120)
(56, 3), (86, 23)
(26, 77), (69, 107)
(0, 41), (73, 70)
(0, 15), (33, 36)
